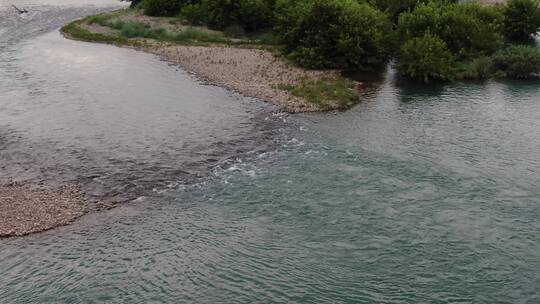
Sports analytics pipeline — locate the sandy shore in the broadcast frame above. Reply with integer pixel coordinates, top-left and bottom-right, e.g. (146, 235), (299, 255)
(145, 42), (331, 112)
(0, 183), (87, 237)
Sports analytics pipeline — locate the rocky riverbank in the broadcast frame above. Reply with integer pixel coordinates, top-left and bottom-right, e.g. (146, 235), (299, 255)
(144, 43), (331, 112)
(0, 183), (87, 237)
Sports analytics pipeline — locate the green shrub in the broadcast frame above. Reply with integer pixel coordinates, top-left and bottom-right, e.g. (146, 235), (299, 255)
(180, 3), (205, 25)
(204, 0), (273, 31)
(441, 3), (504, 57)
(457, 56), (495, 80)
(397, 1), (444, 41)
(397, 33), (455, 82)
(503, 0), (540, 42)
(369, 0), (426, 21)
(273, 0), (312, 43)
(144, 0), (184, 17)
(235, 0), (274, 31)
(276, 0), (394, 70)
(143, 0), (274, 31)
(398, 1), (504, 58)
(493, 45), (540, 78)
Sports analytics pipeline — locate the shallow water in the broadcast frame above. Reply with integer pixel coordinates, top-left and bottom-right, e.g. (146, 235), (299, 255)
(0, 2), (276, 201)
(1, 2), (540, 303)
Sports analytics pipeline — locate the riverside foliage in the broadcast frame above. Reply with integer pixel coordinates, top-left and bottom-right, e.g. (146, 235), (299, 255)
(137, 0), (540, 81)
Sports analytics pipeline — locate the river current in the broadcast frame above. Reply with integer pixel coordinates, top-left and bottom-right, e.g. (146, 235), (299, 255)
(1, 1), (539, 303)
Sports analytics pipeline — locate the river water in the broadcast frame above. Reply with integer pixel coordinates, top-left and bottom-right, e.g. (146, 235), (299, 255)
(1, 1), (539, 303)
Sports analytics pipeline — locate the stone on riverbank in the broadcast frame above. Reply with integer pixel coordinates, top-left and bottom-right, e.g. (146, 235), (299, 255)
(0, 183), (87, 237)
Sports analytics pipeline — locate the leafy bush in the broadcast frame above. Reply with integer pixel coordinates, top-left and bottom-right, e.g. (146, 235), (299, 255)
(275, 0), (394, 70)
(441, 3), (504, 57)
(204, 0), (273, 31)
(503, 0), (540, 42)
(398, 1), (504, 58)
(234, 0), (274, 31)
(144, 0), (184, 17)
(397, 1), (444, 41)
(369, 0), (426, 21)
(457, 56), (495, 80)
(397, 33), (455, 82)
(180, 3), (205, 25)
(273, 0), (312, 42)
(493, 45), (540, 78)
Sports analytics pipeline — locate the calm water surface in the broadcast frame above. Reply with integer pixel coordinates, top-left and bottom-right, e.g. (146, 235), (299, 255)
(1, 2), (539, 303)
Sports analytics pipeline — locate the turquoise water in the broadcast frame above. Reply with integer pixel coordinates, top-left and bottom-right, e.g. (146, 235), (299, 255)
(2, 2), (540, 303)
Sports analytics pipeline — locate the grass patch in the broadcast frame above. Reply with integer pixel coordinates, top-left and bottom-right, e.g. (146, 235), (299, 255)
(169, 27), (227, 43)
(279, 76), (360, 110)
(106, 19), (227, 44)
(86, 14), (111, 26)
(65, 10), (279, 49)
(61, 21), (128, 44)
(109, 20), (167, 39)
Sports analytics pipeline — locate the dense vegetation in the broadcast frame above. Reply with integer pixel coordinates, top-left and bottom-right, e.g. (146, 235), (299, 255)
(503, 0), (540, 42)
(396, 0), (540, 81)
(275, 0), (394, 70)
(131, 0), (540, 82)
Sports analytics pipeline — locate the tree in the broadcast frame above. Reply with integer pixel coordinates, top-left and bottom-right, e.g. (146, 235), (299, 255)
(440, 3), (504, 57)
(143, 0), (184, 16)
(503, 0), (540, 42)
(204, 0), (274, 31)
(369, 0), (426, 21)
(397, 32), (455, 82)
(276, 0), (394, 70)
(398, 1), (504, 59)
